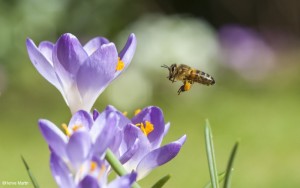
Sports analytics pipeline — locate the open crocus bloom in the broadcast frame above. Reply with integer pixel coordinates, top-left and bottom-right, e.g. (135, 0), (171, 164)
(26, 33), (136, 114)
(94, 106), (187, 180)
(39, 110), (136, 187)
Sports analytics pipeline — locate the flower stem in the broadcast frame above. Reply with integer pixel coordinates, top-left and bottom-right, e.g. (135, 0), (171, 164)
(105, 149), (141, 188)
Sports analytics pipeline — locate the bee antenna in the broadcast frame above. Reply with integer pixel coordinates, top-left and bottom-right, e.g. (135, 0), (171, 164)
(161, 64), (169, 69)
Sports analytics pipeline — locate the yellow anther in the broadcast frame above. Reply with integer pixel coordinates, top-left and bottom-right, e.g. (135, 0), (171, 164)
(61, 123), (71, 137)
(116, 57), (125, 71)
(134, 109), (141, 116)
(122, 111), (128, 116)
(135, 121), (154, 136)
(144, 121), (154, 135)
(97, 164), (106, 180)
(184, 81), (192, 91)
(90, 161), (97, 172)
(72, 125), (83, 132)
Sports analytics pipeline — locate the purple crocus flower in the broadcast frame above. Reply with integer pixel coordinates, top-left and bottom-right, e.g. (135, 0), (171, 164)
(26, 33), (136, 114)
(39, 109), (136, 187)
(96, 105), (187, 180)
(50, 152), (137, 188)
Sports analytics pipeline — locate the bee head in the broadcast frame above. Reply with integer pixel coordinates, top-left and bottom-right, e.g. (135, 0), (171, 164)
(161, 64), (177, 73)
(161, 64), (178, 81)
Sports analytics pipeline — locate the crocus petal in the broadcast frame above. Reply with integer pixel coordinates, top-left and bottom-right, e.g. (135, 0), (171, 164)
(78, 175), (100, 188)
(66, 131), (92, 170)
(53, 33), (88, 89)
(101, 105), (131, 129)
(119, 138), (139, 164)
(38, 41), (54, 64)
(163, 122), (170, 137)
(76, 43), (118, 112)
(83, 37), (110, 56)
(108, 172), (137, 188)
(120, 124), (141, 154)
(132, 106), (165, 149)
(69, 110), (93, 130)
(116, 33), (137, 78)
(122, 124), (151, 172)
(108, 128), (123, 155)
(26, 38), (62, 92)
(78, 175), (99, 188)
(92, 109), (100, 120)
(50, 153), (75, 188)
(136, 135), (187, 180)
(93, 112), (119, 156)
(38, 119), (68, 159)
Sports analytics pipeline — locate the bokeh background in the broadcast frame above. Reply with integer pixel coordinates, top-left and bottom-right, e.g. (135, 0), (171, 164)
(1, 0), (300, 187)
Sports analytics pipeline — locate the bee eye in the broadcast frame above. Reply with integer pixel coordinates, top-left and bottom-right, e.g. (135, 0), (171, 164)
(171, 66), (176, 72)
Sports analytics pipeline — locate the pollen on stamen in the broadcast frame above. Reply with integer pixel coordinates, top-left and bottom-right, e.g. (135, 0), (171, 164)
(116, 57), (125, 71)
(135, 121), (154, 136)
(61, 123), (71, 137)
(72, 124), (83, 132)
(144, 121), (154, 136)
(134, 109), (141, 116)
(90, 161), (97, 172)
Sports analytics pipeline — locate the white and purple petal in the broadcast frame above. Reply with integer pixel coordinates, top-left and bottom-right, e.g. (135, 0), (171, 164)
(26, 38), (62, 93)
(78, 175), (99, 188)
(38, 119), (68, 159)
(136, 135), (187, 180)
(122, 124), (151, 172)
(84, 37), (110, 56)
(76, 43), (118, 112)
(53, 33), (88, 86)
(50, 153), (75, 188)
(93, 112), (119, 156)
(115, 33), (137, 78)
(66, 131), (92, 170)
(108, 172), (137, 188)
(68, 110), (93, 130)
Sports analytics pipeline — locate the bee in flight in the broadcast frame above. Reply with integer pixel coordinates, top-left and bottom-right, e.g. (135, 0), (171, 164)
(161, 64), (215, 95)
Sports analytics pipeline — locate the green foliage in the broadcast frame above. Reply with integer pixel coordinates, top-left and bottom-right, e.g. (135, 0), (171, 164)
(151, 174), (171, 188)
(21, 156), (40, 188)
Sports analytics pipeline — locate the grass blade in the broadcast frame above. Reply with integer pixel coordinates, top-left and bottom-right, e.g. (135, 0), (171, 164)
(203, 172), (226, 188)
(204, 120), (219, 188)
(223, 142), (239, 188)
(21, 155), (40, 188)
(151, 174), (171, 188)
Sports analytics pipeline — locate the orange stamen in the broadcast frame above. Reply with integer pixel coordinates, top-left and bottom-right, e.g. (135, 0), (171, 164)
(116, 57), (125, 71)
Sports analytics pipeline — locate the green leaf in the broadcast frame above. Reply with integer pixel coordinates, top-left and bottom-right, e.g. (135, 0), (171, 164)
(203, 172), (226, 188)
(151, 174), (171, 188)
(223, 142), (239, 188)
(21, 155), (40, 188)
(204, 120), (219, 188)
(105, 149), (141, 188)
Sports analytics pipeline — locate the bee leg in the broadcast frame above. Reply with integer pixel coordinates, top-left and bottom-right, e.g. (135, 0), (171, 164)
(177, 85), (184, 95)
(177, 81), (192, 95)
(171, 77), (176, 83)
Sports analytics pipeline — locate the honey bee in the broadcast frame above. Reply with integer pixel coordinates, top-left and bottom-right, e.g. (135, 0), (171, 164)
(161, 64), (215, 95)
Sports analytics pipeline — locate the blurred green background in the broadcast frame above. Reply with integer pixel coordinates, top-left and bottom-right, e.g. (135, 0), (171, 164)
(1, 0), (300, 187)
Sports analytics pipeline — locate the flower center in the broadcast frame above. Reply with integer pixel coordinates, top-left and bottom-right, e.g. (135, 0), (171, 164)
(116, 57), (125, 71)
(90, 161), (97, 172)
(61, 123), (83, 137)
(135, 121), (154, 136)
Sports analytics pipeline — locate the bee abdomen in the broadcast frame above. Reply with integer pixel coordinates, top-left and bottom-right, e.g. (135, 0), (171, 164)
(197, 71), (215, 85)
